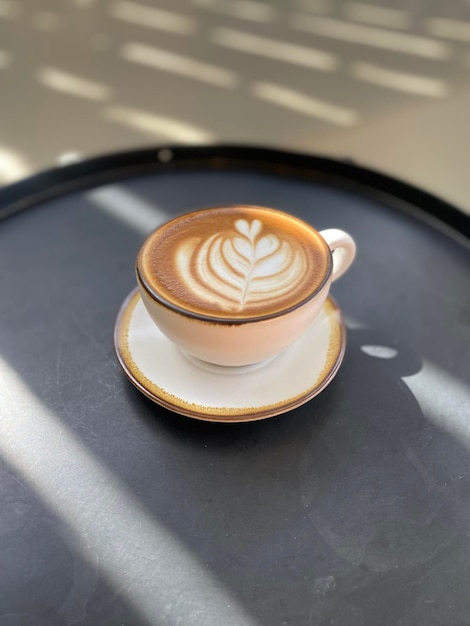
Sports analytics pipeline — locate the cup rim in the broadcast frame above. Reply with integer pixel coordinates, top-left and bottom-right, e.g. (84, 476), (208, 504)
(136, 205), (333, 325)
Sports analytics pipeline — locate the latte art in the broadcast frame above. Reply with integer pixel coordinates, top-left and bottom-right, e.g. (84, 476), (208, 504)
(177, 219), (309, 312)
(138, 206), (330, 320)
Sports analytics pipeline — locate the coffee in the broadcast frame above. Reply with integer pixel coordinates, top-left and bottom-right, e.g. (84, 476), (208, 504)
(137, 206), (331, 320)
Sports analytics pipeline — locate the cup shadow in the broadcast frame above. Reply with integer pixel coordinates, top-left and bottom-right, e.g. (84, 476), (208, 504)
(121, 326), (470, 624)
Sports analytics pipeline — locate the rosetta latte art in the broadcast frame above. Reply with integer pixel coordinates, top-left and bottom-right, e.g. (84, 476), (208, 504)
(176, 218), (309, 312)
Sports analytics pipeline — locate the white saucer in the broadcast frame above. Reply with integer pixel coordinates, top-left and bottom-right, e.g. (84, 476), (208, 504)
(114, 289), (346, 423)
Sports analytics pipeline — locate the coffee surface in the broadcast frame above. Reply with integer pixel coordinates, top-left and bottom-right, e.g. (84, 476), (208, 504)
(138, 206), (330, 319)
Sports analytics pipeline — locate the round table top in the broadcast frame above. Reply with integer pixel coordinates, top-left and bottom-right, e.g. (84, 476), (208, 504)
(0, 145), (469, 626)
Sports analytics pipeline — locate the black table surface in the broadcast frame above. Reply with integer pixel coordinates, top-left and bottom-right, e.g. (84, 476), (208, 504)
(0, 146), (469, 626)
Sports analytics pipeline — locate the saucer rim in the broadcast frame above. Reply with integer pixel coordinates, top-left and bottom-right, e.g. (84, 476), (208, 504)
(114, 288), (346, 423)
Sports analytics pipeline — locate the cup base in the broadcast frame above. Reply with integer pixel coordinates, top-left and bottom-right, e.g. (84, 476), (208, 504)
(180, 350), (278, 375)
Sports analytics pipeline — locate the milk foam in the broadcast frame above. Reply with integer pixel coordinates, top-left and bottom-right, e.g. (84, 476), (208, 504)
(175, 218), (309, 312)
(138, 206), (330, 319)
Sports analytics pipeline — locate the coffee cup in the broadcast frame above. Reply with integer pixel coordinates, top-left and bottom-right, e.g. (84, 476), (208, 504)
(136, 205), (355, 367)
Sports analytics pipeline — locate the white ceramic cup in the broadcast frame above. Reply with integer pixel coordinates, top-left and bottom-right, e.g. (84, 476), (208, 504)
(136, 206), (356, 367)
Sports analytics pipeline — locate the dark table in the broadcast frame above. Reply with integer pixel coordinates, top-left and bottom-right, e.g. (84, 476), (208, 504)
(0, 146), (469, 626)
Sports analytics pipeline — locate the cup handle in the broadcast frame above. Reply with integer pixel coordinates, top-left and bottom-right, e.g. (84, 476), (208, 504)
(319, 229), (356, 282)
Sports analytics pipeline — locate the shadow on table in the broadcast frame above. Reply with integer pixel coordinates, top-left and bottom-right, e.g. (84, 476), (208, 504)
(0, 456), (148, 626)
(121, 326), (469, 625)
